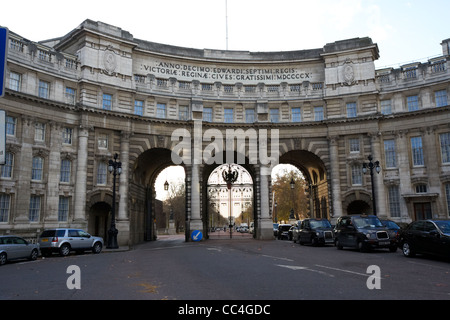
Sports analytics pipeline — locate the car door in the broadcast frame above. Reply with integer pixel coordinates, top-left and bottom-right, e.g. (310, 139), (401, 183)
(3, 237), (16, 259)
(12, 237), (29, 259)
(68, 229), (83, 249)
(78, 230), (92, 249)
(423, 222), (444, 256)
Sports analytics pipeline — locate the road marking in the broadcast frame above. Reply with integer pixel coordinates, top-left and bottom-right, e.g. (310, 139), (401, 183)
(262, 254), (293, 262)
(315, 264), (369, 277)
(276, 264), (335, 277)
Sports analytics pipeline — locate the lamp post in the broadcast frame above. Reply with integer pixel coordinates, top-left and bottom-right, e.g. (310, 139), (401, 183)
(362, 155), (381, 216)
(222, 164), (238, 239)
(107, 153), (122, 249)
(290, 178), (296, 220)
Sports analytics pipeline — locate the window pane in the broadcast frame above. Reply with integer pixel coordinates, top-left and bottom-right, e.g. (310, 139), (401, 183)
(440, 133), (450, 163)
(58, 197), (69, 221)
(0, 194), (10, 222)
(97, 162), (107, 185)
(314, 107), (324, 121)
(411, 137), (424, 166)
(134, 100), (144, 116)
(32, 157), (43, 181)
(407, 95), (419, 111)
(156, 103), (166, 118)
(346, 102), (357, 118)
(436, 90), (448, 107)
(292, 107), (301, 122)
(245, 109), (255, 123)
(224, 108), (233, 123)
(270, 109), (279, 123)
(203, 107), (212, 122)
(388, 186), (401, 217)
(384, 140), (396, 168)
(29, 196), (41, 222)
(60, 159), (71, 183)
(103, 94), (112, 110)
(1, 152), (13, 178)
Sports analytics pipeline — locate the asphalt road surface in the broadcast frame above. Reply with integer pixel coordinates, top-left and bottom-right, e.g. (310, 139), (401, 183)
(0, 235), (449, 302)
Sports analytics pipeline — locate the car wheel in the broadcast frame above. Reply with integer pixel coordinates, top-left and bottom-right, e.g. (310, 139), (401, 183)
(92, 242), (102, 254)
(59, 244), (71, 256)
(357, 240), (368, 252)
(0, 252), (6, 265)
(29, 248), (38, 261)
(402, 241), (415, 257)
(335, 239), (343, 250)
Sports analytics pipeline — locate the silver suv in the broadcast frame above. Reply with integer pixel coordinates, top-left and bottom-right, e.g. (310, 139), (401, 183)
(39, 229), (103, 256)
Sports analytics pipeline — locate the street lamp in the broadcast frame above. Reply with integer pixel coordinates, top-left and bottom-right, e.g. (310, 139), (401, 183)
(107, 153), (122, 249)
(362, 155), (381, 216)
(222, 164), (239, 239)
(164, 180), (169, 191)
(290, 178), (295, 220)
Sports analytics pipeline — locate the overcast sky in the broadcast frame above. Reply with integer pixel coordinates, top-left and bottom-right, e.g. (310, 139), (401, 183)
(1, 0), (449, 68)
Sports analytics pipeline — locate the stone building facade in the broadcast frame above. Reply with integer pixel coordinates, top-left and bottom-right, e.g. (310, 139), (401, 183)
(0, 20), (449, 245)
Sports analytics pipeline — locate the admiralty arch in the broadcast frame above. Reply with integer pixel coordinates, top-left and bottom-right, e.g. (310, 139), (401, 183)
(1, 20), (450, 245)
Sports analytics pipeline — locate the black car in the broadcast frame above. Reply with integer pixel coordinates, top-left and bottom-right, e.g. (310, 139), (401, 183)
(380, 219), (401, 245)
(277, 224), (292, 240)
(334, 215), (397, 252)
(298, 218), (334, 246)
(398, 220), (450, 259)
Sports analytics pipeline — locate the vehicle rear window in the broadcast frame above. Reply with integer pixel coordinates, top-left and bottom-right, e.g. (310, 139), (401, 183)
(40, 230), (65, 237)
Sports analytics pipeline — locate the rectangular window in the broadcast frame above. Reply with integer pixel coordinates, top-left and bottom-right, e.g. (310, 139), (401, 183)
(1, 152), (13, 178)
(270, 109), (279, 123)
(62, 127), (73, 145)
(435, 90), (448, 107)
(381, 100), (392, 115)
(314, 106), (324, 121)
(179, 106), (189, 120)
(349, 138), (360, 153)
(224, 108), (233, 123)
(32, 157), (44, 181)
(102, 94), (112, 110)
(58, 197), (69, 222)
(292, 107), (301, 122)
(38, 80), (50, 99)
(35, 122), (45, 142)
(351, 164), (362, 186)
(60, 159), (71, 183)
(440, 132), (450, 163)
(29, 195), (41, 222)
(388, 186), (401, 217)
(245, 109), (255, 123)
(346, 102), (357, 118)
(156, 103), (166, 118)
(0, 194), (10, 222)
(6, 116), (16, 136)
(134, 100), (144, 116)
(203, 107), (213, 122)
(97, 162), (107, 185)
(65, 87), (76, 105)
(384, 139), (397, 168)
(9, 72), (21, 91)
(407, 95), (419, 111)
(411, 136), (424, 166)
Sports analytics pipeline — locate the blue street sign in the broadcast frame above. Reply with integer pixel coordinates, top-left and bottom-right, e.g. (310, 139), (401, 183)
(0, 27), (8, 98)
(191, 230), (203, 242)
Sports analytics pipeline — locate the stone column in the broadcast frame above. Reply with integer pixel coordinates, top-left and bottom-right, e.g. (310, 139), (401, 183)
(118, 131), (130, 221)
(257, 164), (273, 240)
(370, 132), (387, 218)
(73, 125), (89, 223)
(189, 163), (203, 233)
(45, 122), (63, 223)
(328, 136), (343, 219)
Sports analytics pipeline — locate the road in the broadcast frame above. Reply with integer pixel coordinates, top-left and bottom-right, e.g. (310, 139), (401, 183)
(0, 235), (449, 302)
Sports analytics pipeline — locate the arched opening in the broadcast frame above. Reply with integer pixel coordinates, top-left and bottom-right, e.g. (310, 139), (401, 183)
(88, 201), (111, 241)
(277, 150), (330, 220)
(130, 147), (186, 243)
(347, 200), (371, 215)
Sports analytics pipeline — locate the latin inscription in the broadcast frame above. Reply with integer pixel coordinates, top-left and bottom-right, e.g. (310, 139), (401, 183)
(140, 61), (314, 83)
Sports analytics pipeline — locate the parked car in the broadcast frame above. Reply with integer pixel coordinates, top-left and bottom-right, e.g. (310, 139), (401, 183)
(334, 215), (397, 252)
(39, 228), (103, 257)
(298, 218), (334, 246)
(398, 220), (450, 259)
(380, 219), (401, 245)
(277, 224), (292, 240)
(0, 236), (39, 265)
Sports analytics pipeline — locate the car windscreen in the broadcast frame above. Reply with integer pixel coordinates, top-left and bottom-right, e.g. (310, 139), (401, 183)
(279, 226), (291, 231)
(353, 217), (383, 228)
(435, 221), (450, 234)
(310, 220), (331, 228)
